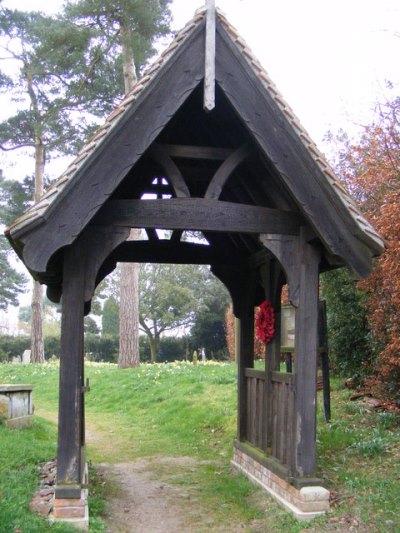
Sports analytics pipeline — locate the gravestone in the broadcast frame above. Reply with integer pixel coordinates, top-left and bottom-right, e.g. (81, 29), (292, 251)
(22, 349), (31, 364)
(0, 384), (33, 428)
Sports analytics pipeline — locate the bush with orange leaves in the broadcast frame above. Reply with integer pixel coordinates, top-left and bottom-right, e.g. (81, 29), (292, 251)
(333, 94), (400, 399)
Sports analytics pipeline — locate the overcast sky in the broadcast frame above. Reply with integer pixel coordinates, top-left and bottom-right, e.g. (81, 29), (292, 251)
(1, 0), (400, 178)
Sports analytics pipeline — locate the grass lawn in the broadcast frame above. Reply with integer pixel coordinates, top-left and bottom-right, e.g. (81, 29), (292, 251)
(0, 360), (399, 532)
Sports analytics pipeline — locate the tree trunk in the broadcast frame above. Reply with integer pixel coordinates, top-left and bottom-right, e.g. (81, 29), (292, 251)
(120, 20), (137, 94)
(31, 280), (44, 363)
(148, 334), (160, 364)
(119, 243), (140, 368)
(117, 20), (141, 368)
(30, 138), (45, 363)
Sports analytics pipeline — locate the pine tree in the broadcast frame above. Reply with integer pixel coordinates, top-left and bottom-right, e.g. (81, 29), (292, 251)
(63, 0), (173, 367)
(0, 8), (100, 361)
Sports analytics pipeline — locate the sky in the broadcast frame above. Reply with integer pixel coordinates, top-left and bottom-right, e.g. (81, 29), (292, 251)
(1, 0), (400, 180)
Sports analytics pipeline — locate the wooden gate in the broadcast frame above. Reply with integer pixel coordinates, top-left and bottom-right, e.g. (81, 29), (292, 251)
(244, 368), (294, 466)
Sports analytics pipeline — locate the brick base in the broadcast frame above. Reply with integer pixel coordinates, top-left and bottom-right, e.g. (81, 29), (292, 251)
(232, 445), (330, 520)
(50, 463), (89, 530)
(50, 489), (89, 530)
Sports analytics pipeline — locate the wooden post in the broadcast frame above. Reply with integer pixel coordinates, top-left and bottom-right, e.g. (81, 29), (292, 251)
(237, 304), (254, 441)
(237, 270), (255, 442)
(55, 242), (85, 498)
(204, 0), (216, 111)
(292, 233), (320, 478)
(319, 300), (331, 422)
(234, 317), (240, 363)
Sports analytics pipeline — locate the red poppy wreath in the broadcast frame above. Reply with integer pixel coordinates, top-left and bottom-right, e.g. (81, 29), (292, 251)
(256, 300), (275, 345)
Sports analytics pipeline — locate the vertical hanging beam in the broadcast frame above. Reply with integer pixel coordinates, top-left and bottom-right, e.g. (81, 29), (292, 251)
(237, 270), (255, 442)
(319, 300), (331, 422)
(234, 317), (240, 364)
(204, 0), (216, 111)
(55, 242), (85, 498)
(292, 230), (321, 478)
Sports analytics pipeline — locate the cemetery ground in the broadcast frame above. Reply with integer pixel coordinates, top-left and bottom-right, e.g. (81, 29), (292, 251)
(0, 361), (399, 533)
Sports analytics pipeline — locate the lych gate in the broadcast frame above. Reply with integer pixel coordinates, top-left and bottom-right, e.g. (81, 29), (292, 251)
(6, 3), (383, 526)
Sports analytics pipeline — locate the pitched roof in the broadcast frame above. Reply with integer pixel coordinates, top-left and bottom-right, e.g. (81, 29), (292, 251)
(6, 5), (383, 281)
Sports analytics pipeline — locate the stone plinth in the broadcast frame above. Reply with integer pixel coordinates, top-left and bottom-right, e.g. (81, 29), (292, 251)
(0, 384), (33, 428)
(232, 443), (330, 520)
(50, 463), (89, 531)
(51, 489), (89, 530)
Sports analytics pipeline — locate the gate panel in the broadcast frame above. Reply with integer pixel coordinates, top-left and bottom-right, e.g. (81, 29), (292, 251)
(244, 368), (294, 467)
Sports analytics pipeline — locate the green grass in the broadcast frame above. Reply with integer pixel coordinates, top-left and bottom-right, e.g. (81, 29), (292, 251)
(0, 418), (76, 533)
(0, 362), (399, 532)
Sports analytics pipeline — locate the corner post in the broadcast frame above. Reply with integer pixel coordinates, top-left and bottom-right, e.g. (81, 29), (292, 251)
(292, 231), (321, 478)
(55, 240), (86, 498)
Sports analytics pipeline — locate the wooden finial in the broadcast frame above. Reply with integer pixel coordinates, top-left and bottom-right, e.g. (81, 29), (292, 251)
(204, 0), (216, 112)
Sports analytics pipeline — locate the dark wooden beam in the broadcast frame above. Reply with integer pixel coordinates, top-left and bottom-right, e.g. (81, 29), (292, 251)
(157, 143), (233, 160)
(171, 229), (183, 243)
(56, 241), (85, 498)
(205, 144), (252, 199)
(148, 144), (190, 198)
(110, 239), (244, 265)
(292, 231), (320, 477)
(81, 226), (130, 302)
(145, 228), (159, 241)
(93, 198), (301, 235)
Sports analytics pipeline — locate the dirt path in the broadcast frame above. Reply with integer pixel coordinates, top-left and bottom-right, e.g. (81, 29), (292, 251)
(97, 457), (212, 533)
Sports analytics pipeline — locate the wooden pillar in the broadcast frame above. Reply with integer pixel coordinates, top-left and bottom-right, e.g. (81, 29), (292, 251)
(235, 267), (256, 442)
(319, 300), (331, 422)
(234, 317), (240, 364)
(292, 235), (320, 478)
(210, 264), (256, 443)
(237, 304), (254, 441)
(55, 242), (85, 498)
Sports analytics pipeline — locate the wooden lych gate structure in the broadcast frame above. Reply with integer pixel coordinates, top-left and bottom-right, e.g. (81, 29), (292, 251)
(6, 3), (383, 524)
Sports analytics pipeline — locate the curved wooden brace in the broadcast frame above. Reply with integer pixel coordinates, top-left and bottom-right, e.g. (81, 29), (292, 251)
(260, 233), (301, 307)
(149, 144), (190, 198)
(205, 144), (251, 200)
(80, 225), (130, 302)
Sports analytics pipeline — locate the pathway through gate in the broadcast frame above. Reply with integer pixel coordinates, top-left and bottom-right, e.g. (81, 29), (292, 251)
(85, 427), (267, 533)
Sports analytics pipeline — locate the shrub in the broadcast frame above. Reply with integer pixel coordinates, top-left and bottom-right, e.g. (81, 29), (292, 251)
(44, 335), (60, 359)
(158, 337), (187, 362)
(0, 335), (30, 361)
(321, 267), (373, 380)
(85, 334), (119, 363)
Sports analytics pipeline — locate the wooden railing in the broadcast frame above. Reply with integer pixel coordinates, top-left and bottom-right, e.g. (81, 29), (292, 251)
(244, 368), (294, 466)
